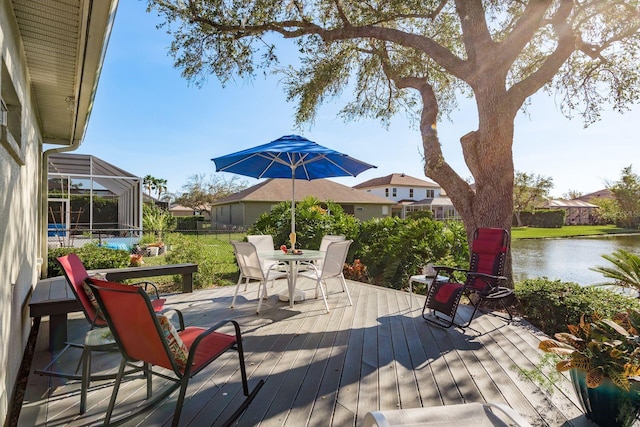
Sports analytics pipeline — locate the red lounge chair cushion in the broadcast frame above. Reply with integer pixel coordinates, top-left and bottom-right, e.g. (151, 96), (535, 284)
(157, 314), (189, 368)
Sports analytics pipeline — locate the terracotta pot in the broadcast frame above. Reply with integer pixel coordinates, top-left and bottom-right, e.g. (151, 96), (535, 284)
(570, 369), (640, 427)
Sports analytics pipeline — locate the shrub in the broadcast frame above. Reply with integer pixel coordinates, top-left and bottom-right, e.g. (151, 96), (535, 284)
(249, 197), (360, 251)
(164, 233), (236, 289)
(48, 244), (131, 277)
(515, 278), (640, 335)
(143, 203), (176, 242)
(353, 217), (468, 290)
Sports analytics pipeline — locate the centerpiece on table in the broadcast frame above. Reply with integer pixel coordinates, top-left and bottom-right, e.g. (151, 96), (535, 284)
(538, 309), (640, 427)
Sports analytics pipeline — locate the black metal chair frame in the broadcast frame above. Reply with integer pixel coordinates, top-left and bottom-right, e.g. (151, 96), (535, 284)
(422, 228), (514, 329)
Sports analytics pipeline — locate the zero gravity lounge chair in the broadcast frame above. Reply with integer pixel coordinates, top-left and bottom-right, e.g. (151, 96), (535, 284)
(422, 228), (514, 329)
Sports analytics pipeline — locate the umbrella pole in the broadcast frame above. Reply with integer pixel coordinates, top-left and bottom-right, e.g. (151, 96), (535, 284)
(291, 170), (295, 248)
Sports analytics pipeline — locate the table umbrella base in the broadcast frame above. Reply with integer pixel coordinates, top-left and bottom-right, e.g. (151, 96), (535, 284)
(279, 289), (306, 302)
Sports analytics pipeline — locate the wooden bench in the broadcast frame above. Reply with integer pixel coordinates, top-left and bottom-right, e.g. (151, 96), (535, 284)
(29, 263), (198, 353)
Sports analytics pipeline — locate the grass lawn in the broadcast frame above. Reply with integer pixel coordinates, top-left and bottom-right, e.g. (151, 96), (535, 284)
(136, 232), (245, 291)
(511, 224), (640, 239)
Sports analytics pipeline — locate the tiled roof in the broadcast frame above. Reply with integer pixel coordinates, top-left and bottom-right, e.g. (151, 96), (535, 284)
(212, 178), (394, 205)
(353, 173), (438, 189)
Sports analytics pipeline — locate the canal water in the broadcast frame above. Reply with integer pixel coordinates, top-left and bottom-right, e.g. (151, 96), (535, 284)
(511, 234), (640, 285)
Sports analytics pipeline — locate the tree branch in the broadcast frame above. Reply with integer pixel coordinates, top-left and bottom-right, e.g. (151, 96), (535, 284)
(454, 0), (494, 65)
(506, 0), (576, 109)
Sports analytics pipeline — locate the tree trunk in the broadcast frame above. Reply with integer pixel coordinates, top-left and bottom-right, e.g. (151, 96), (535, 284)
(422, 82), (516, 285)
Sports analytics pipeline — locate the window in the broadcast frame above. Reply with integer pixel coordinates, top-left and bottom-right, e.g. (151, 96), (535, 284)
(385, 188), (389, 197)
(1, 60), (24, 165)
(409, 188), (414, 198)
(426, 189), (435, 198)
(392, 188), (397, 197)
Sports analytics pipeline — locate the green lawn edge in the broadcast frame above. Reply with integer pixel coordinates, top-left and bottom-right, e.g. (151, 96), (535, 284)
(511, 225), (640, 239)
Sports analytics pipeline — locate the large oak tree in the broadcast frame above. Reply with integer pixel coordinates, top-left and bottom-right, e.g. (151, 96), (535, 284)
(148, 0), (640, 281)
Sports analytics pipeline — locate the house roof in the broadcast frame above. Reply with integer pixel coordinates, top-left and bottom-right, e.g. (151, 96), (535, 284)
(353, 173), (438, 189)
(540, 199), (599, 209)
(170, 204), (211, 212)
(10, 0), (117, 146)
(212, 178), (395, 206)
(575, 189), (613, 201)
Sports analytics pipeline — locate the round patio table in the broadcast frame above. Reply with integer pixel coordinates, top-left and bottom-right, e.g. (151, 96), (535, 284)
(260, 250), (324, 308)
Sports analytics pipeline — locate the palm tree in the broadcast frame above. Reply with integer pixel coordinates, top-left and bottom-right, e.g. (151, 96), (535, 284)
(155, 178), (167, 200)
(143, 175), (156, 197)
(591, 249), (640, 295)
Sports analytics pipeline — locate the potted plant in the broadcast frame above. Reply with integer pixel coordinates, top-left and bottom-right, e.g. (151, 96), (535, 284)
(539, 310), (640, 427)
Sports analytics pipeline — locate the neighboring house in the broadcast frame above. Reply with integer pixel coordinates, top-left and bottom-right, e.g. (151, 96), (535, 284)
(539, 199), (600, 225)
(169, 204), (212, 220)
(0, 1), (116, 421)
(353, 173), (460, 220)
(576, 188), (613, 203)
(211, 178), (394, 228)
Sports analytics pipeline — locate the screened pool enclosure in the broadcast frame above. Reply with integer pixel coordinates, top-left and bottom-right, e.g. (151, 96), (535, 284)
(47, 153), (143, 249)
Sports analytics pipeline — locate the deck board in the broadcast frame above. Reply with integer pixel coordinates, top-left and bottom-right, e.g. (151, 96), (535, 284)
(19, 278), (606, 427)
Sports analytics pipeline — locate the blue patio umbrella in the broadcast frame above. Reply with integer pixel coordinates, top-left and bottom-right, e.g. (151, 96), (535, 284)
(211, 134), (376, 241)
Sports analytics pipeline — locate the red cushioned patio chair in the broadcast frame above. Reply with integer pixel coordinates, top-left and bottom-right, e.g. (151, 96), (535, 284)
(34, 253), (165, 414)
(422, 228), (513, 329)
(88, 278), (263, 427)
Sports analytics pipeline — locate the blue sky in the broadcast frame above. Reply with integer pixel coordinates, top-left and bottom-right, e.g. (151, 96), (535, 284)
(78, 1), (640, 199)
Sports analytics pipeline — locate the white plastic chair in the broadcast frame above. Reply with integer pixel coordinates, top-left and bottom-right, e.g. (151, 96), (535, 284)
(299, 240), (353, 312)
(247, 235), (287, 286)
(231, 241), (288, 314)
(310, 234), (345, 270)
(319, 234), (346, 252)
(363, 402), (533, 427)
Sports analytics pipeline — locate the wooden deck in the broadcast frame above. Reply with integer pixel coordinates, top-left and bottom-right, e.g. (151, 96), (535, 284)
(18, 278), (598, 426)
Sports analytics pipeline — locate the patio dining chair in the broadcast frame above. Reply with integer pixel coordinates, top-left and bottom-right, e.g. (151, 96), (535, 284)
(33, 253), (165, 414)
(231, 241), (288, 314)
(87, 278), (263, 427)
(298, 239), (353, 312)
(422, 228), (513, 329)
(247, 234), (287, 285)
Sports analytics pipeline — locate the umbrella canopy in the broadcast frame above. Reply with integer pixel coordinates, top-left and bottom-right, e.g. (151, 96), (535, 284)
(212, 135), (376, 242)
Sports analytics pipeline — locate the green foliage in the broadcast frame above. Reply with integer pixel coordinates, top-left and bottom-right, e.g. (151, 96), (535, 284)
(354, 217), (468, 290)
(174, 173), (248, 214)
(164, 233), (237, 289)
(591, 249), (640, 292)
(608, 165), (640, 229)
(511, 225), (637, 239)
(515, 278), (640, 336)
(175, 216), (205, 230)
(48, 244), (131, 277)
(538, 310), (640, 391)
(143, 175), (168, 199)
(149, 1), (640, 268)
(589, 197), (621, 225)
(142, 203), (175, 242)
(513, 171), (554, 226)
(513, 210), (565, 228)
(249, 197), (360, 250)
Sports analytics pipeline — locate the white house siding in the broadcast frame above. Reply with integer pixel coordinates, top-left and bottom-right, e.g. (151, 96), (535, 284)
(364, 186), (441, 203)
(0, 3), (42, 417)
